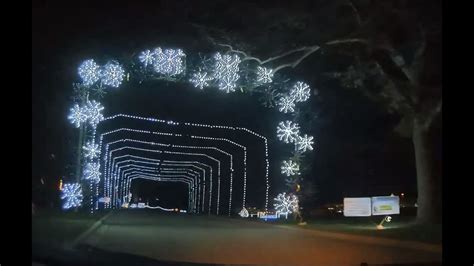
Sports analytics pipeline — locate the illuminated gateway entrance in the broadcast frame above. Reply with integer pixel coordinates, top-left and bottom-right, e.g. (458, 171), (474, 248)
(64, 46), (315, 216)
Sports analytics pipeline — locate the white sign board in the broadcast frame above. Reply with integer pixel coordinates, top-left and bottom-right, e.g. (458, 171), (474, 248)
(343, 197), (371, 217)
(137, 202), (146, 208)
(371, 196), (400, 216)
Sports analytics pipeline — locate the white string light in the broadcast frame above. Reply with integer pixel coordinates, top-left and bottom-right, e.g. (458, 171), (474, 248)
(106, 146), (221, 214)
(100, 114), (269, 211)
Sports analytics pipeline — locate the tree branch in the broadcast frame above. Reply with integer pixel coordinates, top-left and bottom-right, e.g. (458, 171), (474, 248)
(422, 99), (442, 130)
(347, 0), (362, 26)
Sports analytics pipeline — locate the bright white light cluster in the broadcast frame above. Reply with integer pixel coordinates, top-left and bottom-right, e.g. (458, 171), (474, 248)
(281, 160), (300, 176)
(77, 59), (125, 88)
(239, 207), (249, 217)
(68, 104), (87, 128)
(295, 134), (314, 152)
(213, 53), (241, 93)
(68, 100), (104, 128)
(61, 183), (83, 209)
(153, 48), (186, 76)
(277, 96), (296, 113)
(84, 162), (101, 183)
(290, 81), (311, 102)
(83, 141), (100, 159)
(101, 62), (125, 88)
(85, 100), (105, 128)
(138, 50), (154, 67)
(256, 66), (274, 83)
(78, 59), (101, 86)
(274, 192), (299, 216)
(189, 71), (213, 89)
(276, 121), (300, 143)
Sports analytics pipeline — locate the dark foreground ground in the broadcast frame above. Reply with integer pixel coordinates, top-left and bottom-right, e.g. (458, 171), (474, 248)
(32, 209), (441, 265)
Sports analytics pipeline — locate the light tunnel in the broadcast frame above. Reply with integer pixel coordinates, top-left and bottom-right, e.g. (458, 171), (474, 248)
(89, 114), (270, 216)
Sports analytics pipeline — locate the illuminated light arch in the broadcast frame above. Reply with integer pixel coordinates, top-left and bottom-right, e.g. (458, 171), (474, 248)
(68, 47), (317, 215)
(110, 155), (213, 214)
(128, 176), (193, 211)
(107, 146), (222, 214)
(104, 139), (232, 214)
(114, 159), (208, 213)
(128, 174), (195, 212)
(100, 114), (269, 210)
(97, 127), (248, 211)
(124, 170), (199, 212)
(119, 166), (201, 211)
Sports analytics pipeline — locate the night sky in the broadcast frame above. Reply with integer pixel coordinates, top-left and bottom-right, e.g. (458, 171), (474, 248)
(32, 1), (438, 209)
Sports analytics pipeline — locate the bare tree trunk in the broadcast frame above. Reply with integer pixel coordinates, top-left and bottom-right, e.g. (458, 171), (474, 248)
(413, 117), (441, 224)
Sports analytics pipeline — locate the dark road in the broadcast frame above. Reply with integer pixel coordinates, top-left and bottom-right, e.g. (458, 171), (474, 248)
(77, 210), (441, 265)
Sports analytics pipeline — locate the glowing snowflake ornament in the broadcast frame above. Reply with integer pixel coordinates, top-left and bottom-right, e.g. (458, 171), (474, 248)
(61, 183), (83, 209)
(101, 61), (125, 88)
(68, 104), (87, 128)
(83, 141), (100, 159)
(281, 160), (300, 176)
(83, 162), (101, 183)
(239, 207), (249, 218)
(276, 121), (300, 143)
(256, 66), (274, 83)
(290, 81), (311, 102)
(78, 59), (101, 86)
(295, 134), (314, 152)
(274, 192), (299, 218)
(213, 53), (241, 93)
(153, 48), (186, 76)
(189, 71), (213, 89)
(138, 49), (155, 67)
(277, 96), (296, 113)
(84, 100), (104, 128)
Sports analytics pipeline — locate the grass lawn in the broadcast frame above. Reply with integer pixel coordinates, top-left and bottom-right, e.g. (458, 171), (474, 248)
(32, 209), (108, 247)
(262, 215), (442, 244)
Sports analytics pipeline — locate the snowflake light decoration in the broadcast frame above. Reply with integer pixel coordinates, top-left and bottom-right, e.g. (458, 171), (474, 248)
(281, 160), (300, 176)
(256, 66), (274, 83)
(290, 81), (311, 102)
(277, 96), (296, 113)
(84, 100), (104, 128)
(276, 121), (300, 143)
(61, 183), (83, 209)
(83, 162), (101, 183)
(101, 61), (125, 88)
(83, 141), (100, 159)
(78, 59), (101, 86)
(138, 49), (155, 67)
(68, 104), (88, 128)
(213, 53), (241, 93)
(153, 48), (186, 76)
(189, 71), (213, 89)
(295, 134), (314, 152)
(274, 192), (299, 216)
(239, 207), (249, 218)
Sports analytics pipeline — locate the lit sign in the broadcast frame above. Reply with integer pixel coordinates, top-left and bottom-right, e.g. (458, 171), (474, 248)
(372, 196), (400, 216)
(343, 197), (371, 217)
(137, 202), (145, 208)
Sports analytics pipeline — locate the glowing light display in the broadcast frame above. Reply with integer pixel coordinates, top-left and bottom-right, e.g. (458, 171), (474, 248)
(281, 160), (300, 176)
(295, 134), (314, 152)
(78, 59), (101, 86)
(277, 121), (300, 143)
(274, 192), (299, 218)
(61, 183), (83, 209)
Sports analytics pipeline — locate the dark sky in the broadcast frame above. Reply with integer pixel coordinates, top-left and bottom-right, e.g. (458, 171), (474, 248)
(32, 1), (430, 208)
